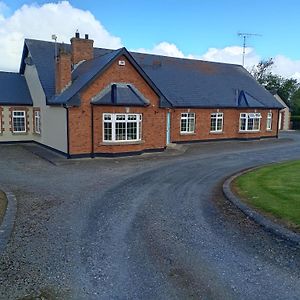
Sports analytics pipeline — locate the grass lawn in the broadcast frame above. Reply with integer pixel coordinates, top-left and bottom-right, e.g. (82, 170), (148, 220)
(0, 190), (7, 225)
(234, 160), (300, 231)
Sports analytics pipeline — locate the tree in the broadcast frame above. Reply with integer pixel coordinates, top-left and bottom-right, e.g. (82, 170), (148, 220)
(250, 59), (299, 107)
(251, 58), (274, 84)
(291, 88), (300, 115)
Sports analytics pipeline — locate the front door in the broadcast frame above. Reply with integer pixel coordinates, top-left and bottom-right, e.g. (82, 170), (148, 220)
(166, 111), (171, 144)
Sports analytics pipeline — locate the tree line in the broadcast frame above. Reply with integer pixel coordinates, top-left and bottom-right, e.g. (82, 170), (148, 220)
(250, 59), (300, 116)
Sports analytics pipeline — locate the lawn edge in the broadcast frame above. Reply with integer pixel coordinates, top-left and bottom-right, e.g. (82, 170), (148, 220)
(0, 189), (17, 255)
(223, 166), (300, 245)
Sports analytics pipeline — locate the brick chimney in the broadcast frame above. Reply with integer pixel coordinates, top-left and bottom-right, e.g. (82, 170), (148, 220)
(70, 32), (94, 65)
(55, 46), (71, 94)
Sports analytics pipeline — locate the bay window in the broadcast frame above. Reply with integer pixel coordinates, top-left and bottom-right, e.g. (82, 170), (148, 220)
(103, 113), (142, 142)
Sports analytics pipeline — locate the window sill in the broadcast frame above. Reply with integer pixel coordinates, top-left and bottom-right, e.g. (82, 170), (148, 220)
(266, 129), (273, 132)
(12, 132), (28, 135)
(180, 132), (196, 136)
(101, 140), (144, 146)
(210, 131), (223, 134)
(239, 130), (260, 133)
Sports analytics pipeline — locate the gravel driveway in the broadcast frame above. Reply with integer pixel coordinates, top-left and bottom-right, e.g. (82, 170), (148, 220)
(0, 132), (300, 299)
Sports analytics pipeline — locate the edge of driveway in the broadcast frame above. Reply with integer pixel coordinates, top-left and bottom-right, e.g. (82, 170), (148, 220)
(0, 190), (17, 254)
(223, 167), (300, 245)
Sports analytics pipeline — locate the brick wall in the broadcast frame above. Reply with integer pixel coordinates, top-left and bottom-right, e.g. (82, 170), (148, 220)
(68, 55), (166, 155)
(70, 37), (94, 65)
(171, 108), (279, 142)
(55, 51), (71, 94)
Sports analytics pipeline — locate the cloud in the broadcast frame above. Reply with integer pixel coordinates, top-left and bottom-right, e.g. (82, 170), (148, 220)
(0, 1), (299, 82)
(0, 1), (122, 71)
(200, 46), (260, 69)
(134, 42), (186, 58)
(272, 55), (300, 81)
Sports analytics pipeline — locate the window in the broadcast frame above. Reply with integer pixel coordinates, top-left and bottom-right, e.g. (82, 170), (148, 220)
(12, 111), (26, 133)
(34, 110), (41, 134)
(210, 113), (223, 132)
(103, 113), (142, 142)
(180, 113), (195, 133)
(239, 113), (261, 132)
(266, 112), (272, 130)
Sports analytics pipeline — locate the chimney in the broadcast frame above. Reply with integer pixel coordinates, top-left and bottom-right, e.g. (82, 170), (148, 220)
(70, 31), (94, 65)
(55, 46), (71, 94)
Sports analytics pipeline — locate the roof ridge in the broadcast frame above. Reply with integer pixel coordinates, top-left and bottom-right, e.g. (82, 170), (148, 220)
(23, 38), (243, 67)
(130, 50), (243, 67)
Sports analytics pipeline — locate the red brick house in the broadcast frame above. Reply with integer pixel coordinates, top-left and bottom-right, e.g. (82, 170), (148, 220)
(0, 33), (283, 158)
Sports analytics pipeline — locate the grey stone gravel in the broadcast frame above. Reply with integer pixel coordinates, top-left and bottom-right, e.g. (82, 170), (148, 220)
(0, 132), (299, 299)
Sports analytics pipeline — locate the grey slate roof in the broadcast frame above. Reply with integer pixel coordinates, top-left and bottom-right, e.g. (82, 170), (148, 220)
(20, 39), (282, 109)
(0, 72), (32, 105)
(91, 83), (150, 106)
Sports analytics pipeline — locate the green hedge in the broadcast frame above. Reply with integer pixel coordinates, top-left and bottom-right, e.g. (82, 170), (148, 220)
(291, 115), (300, 121)
(291, 115), (300, 129)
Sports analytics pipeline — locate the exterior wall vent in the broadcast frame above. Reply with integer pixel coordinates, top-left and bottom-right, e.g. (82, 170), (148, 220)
(118, 60), (126, 66)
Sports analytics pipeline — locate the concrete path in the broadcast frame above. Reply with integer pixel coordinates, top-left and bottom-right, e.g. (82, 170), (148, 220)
(0, 132), (299, 299)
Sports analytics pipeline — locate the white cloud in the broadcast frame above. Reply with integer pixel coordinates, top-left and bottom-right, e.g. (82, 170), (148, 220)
(200, 46), (260, 69)
(0, 1), (122, 71)
(0, 1), (299, 82)
(272, 55), (300, 81)
(139, 43), (300, 81)
(134, 42), (186, 58)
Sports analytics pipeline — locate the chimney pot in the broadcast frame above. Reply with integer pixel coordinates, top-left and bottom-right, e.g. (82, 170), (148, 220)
(75, 31), (80, 38)
(85, 34), (89, 39)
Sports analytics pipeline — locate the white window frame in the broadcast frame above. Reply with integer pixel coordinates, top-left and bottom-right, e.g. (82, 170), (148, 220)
(34, 110), (41, 134)
(12, 110), (26, 133)
(180, 112), (195, 134)
(266, 112), (272, 130)
(103, 113), (142, 142)
(239, 112), (261, 132)
(210, 112), (223, 132)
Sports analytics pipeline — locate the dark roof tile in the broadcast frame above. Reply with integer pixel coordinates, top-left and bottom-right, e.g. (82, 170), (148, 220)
(0, 72), (32, 105)
(91, 83), (150, 106)
(21, 39), (282, 109)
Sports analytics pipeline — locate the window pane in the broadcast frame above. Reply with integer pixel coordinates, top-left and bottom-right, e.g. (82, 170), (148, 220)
(211, 116), (216, 131)
(248, 118), (254, 130)
(116, 114), (125, 121)
(188, 118), (195, 132)
(104, 122), (112, 141)
(128, 115), (137, 120)
(253, 118), (260, 130)
(127, 122), (137, 140)
(217, 118), (222, 131)
(115, 122), (126, 140)
(181, 118), (187, 132)
(240, 118), (246, 130)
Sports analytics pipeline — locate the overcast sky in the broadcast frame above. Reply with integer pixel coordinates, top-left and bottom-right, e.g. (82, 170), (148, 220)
(0, 0), (300, 80)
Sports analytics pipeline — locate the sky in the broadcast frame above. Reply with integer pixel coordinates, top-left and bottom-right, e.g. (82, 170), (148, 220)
(0, 0), (300, 80)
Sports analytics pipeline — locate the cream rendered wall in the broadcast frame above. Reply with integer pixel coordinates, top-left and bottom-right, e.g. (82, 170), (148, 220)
(24, 54), (68, 153)
(274, 94), (290, 131)
(0, 106), (34, 141)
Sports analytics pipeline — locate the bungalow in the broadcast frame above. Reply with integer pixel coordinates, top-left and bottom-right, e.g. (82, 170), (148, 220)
(0, 32), (283, 158)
